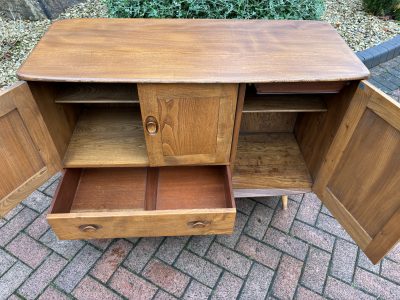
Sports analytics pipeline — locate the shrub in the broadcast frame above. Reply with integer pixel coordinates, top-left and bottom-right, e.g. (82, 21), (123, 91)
(362, 0), (400, 18)
(104, 0), (325, 20)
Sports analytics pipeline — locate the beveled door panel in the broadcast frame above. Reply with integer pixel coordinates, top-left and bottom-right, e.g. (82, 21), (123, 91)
(138, 84), (238, 166)
(0, 82), (61, 216)
(313, 80), (400, 264)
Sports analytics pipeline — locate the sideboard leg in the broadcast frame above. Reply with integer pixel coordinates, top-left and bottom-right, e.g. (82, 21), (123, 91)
(281, 195), (288, 210)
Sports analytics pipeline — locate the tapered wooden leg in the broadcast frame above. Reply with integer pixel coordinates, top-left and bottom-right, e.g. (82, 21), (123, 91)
(281, 195), (288, 210)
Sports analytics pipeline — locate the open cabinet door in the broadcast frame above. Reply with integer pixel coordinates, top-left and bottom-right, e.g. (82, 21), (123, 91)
(0, 82), (61, 216)
(313, 80), (400, 264)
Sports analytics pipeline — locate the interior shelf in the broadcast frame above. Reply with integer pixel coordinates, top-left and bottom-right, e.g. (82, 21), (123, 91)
(63, 107), (149, 168)
(232, 133), (313, 190)
(55, 83), (139, 103)
(243, 94), (327, 113)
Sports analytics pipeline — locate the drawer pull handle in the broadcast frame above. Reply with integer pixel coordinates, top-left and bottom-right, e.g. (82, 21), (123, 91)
(188, 221), (210, 228)
(79, 224), (100, 232)
(145, 116), (158, 135)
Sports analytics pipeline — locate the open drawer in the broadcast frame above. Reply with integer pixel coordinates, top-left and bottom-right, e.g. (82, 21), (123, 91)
(47, 166), (235, 240)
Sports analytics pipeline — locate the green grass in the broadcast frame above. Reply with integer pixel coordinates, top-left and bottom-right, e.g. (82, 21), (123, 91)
(103, 0), (325, 20)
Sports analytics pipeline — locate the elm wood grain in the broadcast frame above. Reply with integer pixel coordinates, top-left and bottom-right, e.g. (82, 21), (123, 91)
(138, 84), (237, 166)
(28, 82), (79, 162)
(17, 19), (369, 83)
(254, 81), (347, 94)
(294, 82), (359, 180)
(63, 107), (149, 168)
(243, 95), (327, 113)
(240, 112), (297, 133)
(0, 82), (61, 216)
(232, 133), (313, 191)
(55, 83), (139, 103)
(229, 83), (246, 171)
(47, 166), (235, 239)
(313, 80), (400, 264)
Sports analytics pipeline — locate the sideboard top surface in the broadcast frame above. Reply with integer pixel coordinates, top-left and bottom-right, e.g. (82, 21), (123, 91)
(18, 18), (369, 83)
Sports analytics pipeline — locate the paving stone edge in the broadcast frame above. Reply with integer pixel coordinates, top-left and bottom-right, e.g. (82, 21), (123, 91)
(357, 35), (400, 68)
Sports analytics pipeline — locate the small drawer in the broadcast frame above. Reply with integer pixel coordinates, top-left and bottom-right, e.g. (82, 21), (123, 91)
(254, 81), (347, 94)
(47, 166), (235, 240)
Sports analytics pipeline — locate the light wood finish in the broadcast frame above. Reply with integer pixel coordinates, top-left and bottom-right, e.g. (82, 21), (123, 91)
(313, 81), (400, 264)
(295, 82), (359, 179)
(48, 166), (235, 239)
(28, 82), (79, 161)
(18, 19), (369, 83)
(138, 84), (237, 166)
(232, 133), (313, 191)
(229, 83), (246, 171)
(63, 108), (149, 168)
(282, 195), (288, 210)
(254, 81), (347, 94)
(240, 112), (298, 133)
(233, 188), (310, 198)
(0, 82), (61, 216)
(243, 95), (327, 113)
(55, 83), (139, 103)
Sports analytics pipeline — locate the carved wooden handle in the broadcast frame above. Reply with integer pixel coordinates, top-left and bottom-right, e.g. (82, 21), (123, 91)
(188, 221), (210, 228)
(145, 116), (158, 135)
(79, 224), (100, 232)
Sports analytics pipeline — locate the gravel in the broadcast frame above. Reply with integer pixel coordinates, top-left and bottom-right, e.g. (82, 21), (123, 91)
(1, 0), (399, 89)
(0, 0), (107, 89)
(322, 0), (400, 52)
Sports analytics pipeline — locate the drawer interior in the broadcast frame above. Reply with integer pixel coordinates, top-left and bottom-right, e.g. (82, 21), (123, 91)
(51, 166), (234, 215)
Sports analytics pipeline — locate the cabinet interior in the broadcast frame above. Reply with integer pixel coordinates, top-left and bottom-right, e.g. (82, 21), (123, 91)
(233, 84), (347, 192)
(29, 81), (351, 195)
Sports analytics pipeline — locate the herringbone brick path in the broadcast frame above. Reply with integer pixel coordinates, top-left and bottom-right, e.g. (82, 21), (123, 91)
(0, 57), (399, 299)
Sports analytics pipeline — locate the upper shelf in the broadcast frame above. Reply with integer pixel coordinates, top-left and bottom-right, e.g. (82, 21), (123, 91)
(55, 83), (139, 103)
(243, 94), (327, 113)
(17, 19), (369, 83)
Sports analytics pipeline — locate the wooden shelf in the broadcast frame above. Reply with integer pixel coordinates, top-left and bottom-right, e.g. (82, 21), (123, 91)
(63, 108), (149, 168)
(232, 133), (312, 191)
(243, 95), (327, 113)
(55, 83), (139, 103)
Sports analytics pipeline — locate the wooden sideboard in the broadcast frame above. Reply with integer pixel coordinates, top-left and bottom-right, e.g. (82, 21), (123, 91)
(0, 19), (399, 264)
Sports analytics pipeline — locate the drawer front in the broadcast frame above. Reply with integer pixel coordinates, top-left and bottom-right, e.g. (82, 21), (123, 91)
(48, 209), (235, 240)
(255, 82), (347, 94)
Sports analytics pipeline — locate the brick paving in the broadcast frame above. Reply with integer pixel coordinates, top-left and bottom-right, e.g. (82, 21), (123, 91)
(0, 58), (400, 299)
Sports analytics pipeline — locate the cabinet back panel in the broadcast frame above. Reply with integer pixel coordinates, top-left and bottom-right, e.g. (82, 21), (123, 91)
(240, 112), (297, 133)
(327, 109), (400, 238)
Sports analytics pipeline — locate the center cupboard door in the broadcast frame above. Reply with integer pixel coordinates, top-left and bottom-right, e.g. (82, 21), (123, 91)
(138, 84), (238, 166)
(0, 82), (61, 217)
(313, 80), (400, 264)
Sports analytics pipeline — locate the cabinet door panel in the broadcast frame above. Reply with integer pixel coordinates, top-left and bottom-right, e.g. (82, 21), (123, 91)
(0, 82), (61, 216)
(313, 81), (400, 264)
(138, 84), (238, 166)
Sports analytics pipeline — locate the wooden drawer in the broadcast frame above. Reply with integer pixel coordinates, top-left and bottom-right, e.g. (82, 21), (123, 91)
(47, 166), (235, 240)
(254, 82), (347, 94)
